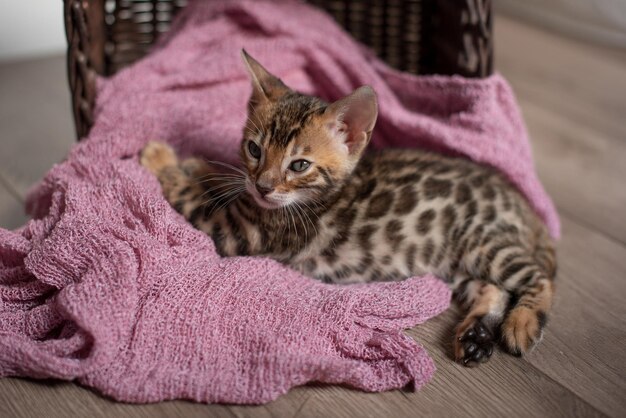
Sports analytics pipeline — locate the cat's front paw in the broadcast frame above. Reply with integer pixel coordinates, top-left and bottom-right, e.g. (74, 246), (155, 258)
(454, 317), (495, 366)
(140, 141), (178, 175)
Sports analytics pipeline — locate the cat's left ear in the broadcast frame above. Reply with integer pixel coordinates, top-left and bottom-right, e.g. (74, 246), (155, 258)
(324, 86), (378, 156)
(241, 49), (289, 104)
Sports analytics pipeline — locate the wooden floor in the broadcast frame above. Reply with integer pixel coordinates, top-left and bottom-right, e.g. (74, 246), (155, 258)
(1, 15), (625, 418)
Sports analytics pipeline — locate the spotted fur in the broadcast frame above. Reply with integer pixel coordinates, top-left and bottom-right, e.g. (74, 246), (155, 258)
(140, 51), (557, 366)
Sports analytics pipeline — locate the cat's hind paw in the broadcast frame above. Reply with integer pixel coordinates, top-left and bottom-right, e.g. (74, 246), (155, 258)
(501, 307), (547, 356)
(140, 141), (178, 175)
(454, 317), (495, 367)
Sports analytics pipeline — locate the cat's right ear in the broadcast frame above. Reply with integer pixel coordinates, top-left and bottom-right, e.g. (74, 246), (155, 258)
(241, 49), (289, 104)
(324, 86), (378, 157)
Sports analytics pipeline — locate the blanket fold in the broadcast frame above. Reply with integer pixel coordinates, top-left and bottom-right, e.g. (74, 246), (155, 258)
(0, 0), (558, 404)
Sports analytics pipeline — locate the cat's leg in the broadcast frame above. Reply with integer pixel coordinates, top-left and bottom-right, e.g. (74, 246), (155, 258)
(501, 273), (554, 356)
(485, 238), (556, 356)
(453, 274), (510, 366)
(141, 141), (178, 172)
(140, 141), (209, 213)
(140, 141), (185, 199)
(140, 142), (255, 257)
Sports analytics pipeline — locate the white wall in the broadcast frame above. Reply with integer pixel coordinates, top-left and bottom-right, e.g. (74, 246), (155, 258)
(0, 1), (66, 61)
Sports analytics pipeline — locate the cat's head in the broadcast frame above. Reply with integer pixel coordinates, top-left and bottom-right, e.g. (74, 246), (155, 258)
(239, 49), (378, 210)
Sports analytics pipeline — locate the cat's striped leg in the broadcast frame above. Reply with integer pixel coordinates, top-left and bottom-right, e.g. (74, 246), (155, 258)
(479, 234), (556, 356)
(140, 141), (209, 214)
(140, 141), (255, 257)
(453, 275), (510, 366)
(486, 237), (555, 356)
(501, 273), (554, 356)
(140, 141), (185, 199)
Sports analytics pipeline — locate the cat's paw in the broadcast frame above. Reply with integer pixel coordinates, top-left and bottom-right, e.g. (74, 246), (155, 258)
(454, 317), (495, 366)
(140, 141), (178, 175)
(501, 307), (547, 356)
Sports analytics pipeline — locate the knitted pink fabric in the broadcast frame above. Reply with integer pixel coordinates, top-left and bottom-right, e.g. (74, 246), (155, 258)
(0, 0), (558, 405)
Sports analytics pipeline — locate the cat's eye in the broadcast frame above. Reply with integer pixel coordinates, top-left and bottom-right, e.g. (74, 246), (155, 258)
(248, 141), (262, 159)
(289, 160), (311, 172)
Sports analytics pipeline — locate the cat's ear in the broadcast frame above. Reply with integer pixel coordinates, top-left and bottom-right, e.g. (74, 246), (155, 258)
(241, 49), (289, 104)
(324, 86), (378, 156)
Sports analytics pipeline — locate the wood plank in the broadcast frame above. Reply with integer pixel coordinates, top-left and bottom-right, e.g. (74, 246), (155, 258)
(231, 388), (309, 418)
(493, 18), (626, 416)
(286, 305), (603, 418)
(0, 376), (310, 418)
(0, 378), (241, 418)
(0, 174), (27, 230)
(523, 216), (626, 418)
(494, 16), (626, 243)
(521, 99), (626, 243)
(494, 15), (626, 142)
(0, 198), (26, 230)
(0, 55), (74, 193)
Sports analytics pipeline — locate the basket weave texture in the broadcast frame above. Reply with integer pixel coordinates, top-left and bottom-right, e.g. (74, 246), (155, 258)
(64, 0), (493, 139)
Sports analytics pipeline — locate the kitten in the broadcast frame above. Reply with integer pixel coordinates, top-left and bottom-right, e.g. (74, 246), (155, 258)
(140, 50), (556, 366)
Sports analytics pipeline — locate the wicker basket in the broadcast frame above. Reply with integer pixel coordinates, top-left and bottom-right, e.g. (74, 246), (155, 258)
(64, 0), (493, 140)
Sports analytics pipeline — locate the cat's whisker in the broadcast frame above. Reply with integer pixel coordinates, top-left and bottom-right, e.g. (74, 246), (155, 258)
(248, 109), (264, 136)
(200, 186), (242, 219)
(204, 186), (245, 207)
(283, 205), (292, 247)
(296, 201), (318, 238)
(299, 200), (322, 224)
(196, 173), (246, 182)
(302, 195), (327, 214)
(302, 205), (315, 243)
(244, 124), (263, 139)
(207, 188), (245, 216)
(305, 205), (319, 237)
(243, 128), (260, 140)
(287, 205), (298, 249)
(284, 208), (292, 248)
(199, 182), (246, 200)
(212, 191), (244, 216)
(292, 203), (308, 244)
(296, 201), (316, 243)
(193, 167), (247, 180)
(279, 206), (290, 248)
(197, 178), (245, 189)
(201, 184), (244, 206)
(202, 159), (248, 176)
(194, 175), (246, 190)
(193, 170), (241, 180)
(198, 181), (245, 194)
(285, 206), (292, 247)
(245, 115), (264, 141)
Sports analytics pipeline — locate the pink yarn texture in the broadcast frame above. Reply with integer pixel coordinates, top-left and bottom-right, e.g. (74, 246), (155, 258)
(0, 0), (558, 405)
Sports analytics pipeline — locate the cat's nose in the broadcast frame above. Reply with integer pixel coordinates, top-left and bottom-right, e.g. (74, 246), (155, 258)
(255, 184), (274, 197)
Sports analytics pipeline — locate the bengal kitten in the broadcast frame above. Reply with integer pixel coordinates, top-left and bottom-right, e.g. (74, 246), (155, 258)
(140, 50), (556, 366)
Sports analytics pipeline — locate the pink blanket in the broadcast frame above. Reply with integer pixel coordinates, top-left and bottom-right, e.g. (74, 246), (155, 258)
(0, 0), (558, 405)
